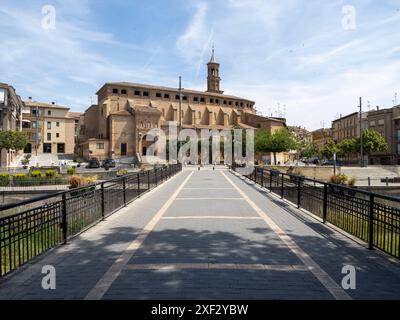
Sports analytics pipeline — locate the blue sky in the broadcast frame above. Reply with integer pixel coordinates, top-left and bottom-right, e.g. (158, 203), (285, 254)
(1, 0), (399, 130)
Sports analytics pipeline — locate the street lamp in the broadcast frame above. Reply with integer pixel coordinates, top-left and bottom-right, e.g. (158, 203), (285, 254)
(359, 97), (364, 168)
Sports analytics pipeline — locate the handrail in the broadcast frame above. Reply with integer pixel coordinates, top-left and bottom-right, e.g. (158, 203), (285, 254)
(0, 165), (176, 215)
(256, 166), (400, 203)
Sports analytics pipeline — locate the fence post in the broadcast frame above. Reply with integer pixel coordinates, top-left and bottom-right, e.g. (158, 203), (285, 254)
(137, 173), (141, 197)
(369, 194), (374, 250)
(254, 168), (257, 183)
(281, 174), (284, 199)
(62, 193), (68, 245)
(297, 177), (301, 208)
(155, 168), (158, 186)
(123, 176), (127, 206)
(269, 171), (272, 192)
(261, 169), (264, 187)
(101, 183), (105, 219)
(323, 184), (328, 223)
(147, 170), (150, 190)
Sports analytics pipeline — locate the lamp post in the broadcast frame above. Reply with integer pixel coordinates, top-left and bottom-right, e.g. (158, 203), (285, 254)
(178, 76), (183, 163)
(359, 97), (364, 168)
(35, 105), (39, 157)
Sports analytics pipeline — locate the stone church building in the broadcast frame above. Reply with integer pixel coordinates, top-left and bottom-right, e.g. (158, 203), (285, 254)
(79, 49), (286, 162)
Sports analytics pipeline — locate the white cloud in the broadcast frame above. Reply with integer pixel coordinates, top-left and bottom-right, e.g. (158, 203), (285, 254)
(176, 2), (211, 64)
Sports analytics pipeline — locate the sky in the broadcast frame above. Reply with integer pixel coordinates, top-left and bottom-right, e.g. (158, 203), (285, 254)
(1, 0), (399, 130)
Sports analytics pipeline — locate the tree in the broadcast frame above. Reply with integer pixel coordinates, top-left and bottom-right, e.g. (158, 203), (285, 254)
(0, 130), (29, 154)
(300, 142), (320, 159)
(337, 138), (357, 160)
(255, 128), (297, 165)
(13, 131), (29, 151)
(321, 139), (340, 159)
(354, 129), (388, 155)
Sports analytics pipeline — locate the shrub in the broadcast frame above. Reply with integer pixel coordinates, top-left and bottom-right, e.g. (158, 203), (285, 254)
(84, 175), (97, 185)
(69, 175), (86, 188)
(30, 170), (44, 178)
(117, 169), (128, 177)
(12, 173), (28, 186)
(24, 154), (31, 160)
(13, 173), (27, 178)
(69, 175), (97, 188)
(45, 169), (57, 178)
(0, 173), (10, 186)
(348, 176), (357, 187)
(21, 159), (30, 166)
(67, 167), (76, 176)
(330, 174), (348, 185)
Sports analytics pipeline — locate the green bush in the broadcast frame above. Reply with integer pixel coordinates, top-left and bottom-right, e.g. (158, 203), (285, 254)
(13, 173), (27, 179)
(30, 170), (44, 178)
(330, 174), (348, 185)
(0, 173), (10, 186)
(117, 169), (128, 177)
(67, 167), (76, 175)
(12, 173), (29, 187)
(45, 169), (57, 178)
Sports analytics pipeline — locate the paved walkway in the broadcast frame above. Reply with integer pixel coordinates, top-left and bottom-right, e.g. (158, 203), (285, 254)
(1, 167), (400, 299)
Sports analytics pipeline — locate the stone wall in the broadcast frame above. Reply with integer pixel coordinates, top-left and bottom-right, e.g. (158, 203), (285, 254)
(263, 165), (339, 181)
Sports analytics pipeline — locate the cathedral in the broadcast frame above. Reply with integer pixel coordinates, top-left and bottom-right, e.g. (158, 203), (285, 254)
(78, 49), (286, 161)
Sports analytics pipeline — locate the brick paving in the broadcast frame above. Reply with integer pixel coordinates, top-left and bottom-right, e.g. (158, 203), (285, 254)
(0, 167), (399, 300)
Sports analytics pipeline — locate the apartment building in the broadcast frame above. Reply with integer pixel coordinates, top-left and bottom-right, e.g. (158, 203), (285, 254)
(311, 128), (332, 150)
(0, 83), (24, 167)
(331, 106), (400, 165)
(367, 106), (400, 165)
(22, 98), (81, 156)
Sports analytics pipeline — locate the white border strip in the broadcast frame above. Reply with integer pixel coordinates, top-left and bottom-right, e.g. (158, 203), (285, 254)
(85, 171), (194, 300)
(124, 263), (309, 271)
(221, 171), (352, 300)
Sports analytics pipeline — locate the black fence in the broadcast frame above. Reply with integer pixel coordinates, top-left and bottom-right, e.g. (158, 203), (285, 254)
(0, 164), (182, 277)
(233, 165), (400, 259)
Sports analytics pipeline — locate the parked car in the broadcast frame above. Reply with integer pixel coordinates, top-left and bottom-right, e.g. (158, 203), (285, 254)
(322, 160), (342, 166)
(102, 159), (116, 168)
(87, 158), (101, 169)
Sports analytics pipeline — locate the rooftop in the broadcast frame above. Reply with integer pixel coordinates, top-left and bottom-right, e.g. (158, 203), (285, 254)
(24, 99), (69, 110)
(98, 82), (255, 104)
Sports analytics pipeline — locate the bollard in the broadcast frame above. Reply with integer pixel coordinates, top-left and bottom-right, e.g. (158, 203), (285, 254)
(368, 177), (371, 186)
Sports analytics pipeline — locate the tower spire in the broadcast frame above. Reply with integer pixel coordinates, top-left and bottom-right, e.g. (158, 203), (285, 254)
(210, 44), (217, 63)
(206, 46), (223, 93)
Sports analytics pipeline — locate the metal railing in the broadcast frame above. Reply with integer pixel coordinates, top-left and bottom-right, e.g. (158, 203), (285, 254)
(0, 163), (182, 277)
(232, 164), (400, 259)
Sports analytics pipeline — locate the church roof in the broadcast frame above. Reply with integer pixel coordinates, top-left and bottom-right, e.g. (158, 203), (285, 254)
(101, 82), (254, 104)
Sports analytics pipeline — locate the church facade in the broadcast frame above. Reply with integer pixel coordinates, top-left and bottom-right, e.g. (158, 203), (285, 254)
(79, 50), (286, 161)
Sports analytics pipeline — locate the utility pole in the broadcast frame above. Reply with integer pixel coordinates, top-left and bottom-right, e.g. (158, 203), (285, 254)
(178, 76), (183, 163)
(178, 76), (182, 135)
(36, 105), (39, 157)
(359, 97), (364, 168)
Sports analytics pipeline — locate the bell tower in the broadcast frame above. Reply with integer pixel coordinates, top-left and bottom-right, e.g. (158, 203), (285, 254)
(207, 47), (223, 94)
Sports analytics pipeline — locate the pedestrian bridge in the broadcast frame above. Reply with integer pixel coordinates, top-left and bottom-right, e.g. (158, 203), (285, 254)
(1, 167), (400, 299)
